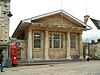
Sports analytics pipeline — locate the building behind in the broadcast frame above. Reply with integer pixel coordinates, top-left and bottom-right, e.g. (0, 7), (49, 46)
(0, 0), (12, 66)
(0, 0), (11, 44)
(90, 40), (100, 59)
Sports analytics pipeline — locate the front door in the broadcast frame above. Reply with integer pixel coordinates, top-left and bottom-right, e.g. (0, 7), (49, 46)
(0, 45), (8, 66)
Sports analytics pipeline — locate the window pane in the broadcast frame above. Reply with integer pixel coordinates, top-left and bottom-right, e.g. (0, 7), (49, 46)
(49, 33), (52, 48)
(34, 32), (41, 48)
(54, 34), (60, 48)
(70, 35), (76, 48)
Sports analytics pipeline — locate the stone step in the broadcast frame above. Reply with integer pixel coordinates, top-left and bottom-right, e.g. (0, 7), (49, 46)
(17, 59), (83, 66)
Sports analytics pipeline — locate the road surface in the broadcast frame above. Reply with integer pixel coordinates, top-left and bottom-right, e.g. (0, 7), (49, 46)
(0, 60), (100, 75)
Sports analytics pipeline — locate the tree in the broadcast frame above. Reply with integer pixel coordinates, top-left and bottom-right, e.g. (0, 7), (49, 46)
(91, 40), (95, 44)
(97, 39), (100, 43)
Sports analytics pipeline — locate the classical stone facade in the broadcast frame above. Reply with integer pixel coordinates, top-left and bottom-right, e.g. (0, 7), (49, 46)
(12, 10), (91, 62)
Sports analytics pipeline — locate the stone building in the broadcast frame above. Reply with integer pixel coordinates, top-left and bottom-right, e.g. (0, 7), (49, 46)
(89, 18), (100, 59)
(0, 0), (12, 66)
(90, 41), (100, 59)
(12, 10), (91, 62)
(0, 0), (11, 44)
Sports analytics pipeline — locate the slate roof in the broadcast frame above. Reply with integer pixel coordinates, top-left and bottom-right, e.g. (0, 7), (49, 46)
(90, 18), (100, 30)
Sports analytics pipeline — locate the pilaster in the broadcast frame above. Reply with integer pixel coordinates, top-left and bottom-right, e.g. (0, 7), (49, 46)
(67, 32), (71, 59)
(44, 30), (49, 60)
(27, 29), (33, 62)
(79, 33), (83, 59)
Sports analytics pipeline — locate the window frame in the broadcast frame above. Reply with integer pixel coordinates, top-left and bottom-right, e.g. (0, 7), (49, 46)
(53, 33), (60, 48)
(33, 31), (42, 48)
(70, 34), (76, 49)
(49, 32), (65, 49)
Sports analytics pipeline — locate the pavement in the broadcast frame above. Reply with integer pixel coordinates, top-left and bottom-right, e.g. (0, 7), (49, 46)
(0, 60), (100, 75)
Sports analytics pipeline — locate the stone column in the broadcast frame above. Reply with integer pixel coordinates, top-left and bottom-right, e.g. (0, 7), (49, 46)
(44, 30), (49, 60)
(79, 33), (83, 59)
(27, 29), (33, 62)
(67, 32), (71, 59)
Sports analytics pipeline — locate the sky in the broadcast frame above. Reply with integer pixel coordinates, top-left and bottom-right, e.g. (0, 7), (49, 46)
(10, 0), (100, 42)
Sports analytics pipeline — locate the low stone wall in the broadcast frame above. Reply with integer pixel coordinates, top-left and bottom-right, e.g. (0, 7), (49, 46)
(17, 40), (27, 60)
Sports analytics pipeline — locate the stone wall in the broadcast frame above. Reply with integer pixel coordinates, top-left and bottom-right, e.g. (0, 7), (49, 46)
(49, 49), (66, 59)
(17, 40), (27, 60)
(90, 43), (100, 59)
(0, 1), (10, 44)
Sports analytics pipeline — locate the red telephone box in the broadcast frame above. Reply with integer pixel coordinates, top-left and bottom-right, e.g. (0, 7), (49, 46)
(10, 44), (17, 66)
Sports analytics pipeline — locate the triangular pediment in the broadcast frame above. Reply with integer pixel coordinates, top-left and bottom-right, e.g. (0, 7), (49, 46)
(22, 10), (87, 28)
(31, 13), (83, 27)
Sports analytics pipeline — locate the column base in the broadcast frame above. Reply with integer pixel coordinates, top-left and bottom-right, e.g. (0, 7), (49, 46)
(44, 57), (50, 60)
(27, 58), (33, 63)
(66, 56), (72, 60)
(80, 56), (83, 59)
(79, 56), (84, 60)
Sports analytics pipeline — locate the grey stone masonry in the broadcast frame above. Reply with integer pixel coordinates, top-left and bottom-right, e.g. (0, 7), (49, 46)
(0, 0), (10, 44)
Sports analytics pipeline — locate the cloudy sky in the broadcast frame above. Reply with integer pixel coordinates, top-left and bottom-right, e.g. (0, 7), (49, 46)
(10, 0), (100, 42)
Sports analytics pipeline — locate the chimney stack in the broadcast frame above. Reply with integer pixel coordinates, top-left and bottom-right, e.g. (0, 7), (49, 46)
(84, 15), (90, 24)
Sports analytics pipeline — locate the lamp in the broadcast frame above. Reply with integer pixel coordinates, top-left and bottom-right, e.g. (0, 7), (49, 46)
(7, 11), (13, 17)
